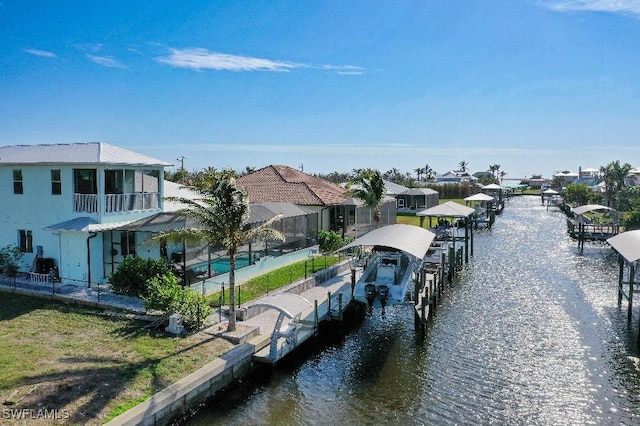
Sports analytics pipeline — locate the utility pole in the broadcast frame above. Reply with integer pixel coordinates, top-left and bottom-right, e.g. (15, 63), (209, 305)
(176, 156), (186, 182)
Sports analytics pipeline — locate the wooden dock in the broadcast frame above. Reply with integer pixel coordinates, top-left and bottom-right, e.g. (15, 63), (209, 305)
(242, 268), (355, 364)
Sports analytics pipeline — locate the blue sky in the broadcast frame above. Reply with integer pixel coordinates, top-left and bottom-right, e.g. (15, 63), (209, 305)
(2, 1), (640, 180)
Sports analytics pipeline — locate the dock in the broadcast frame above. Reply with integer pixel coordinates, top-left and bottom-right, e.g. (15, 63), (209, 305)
(240, 264), (356, 364)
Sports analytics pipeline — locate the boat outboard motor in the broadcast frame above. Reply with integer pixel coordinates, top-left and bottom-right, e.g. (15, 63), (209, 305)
(378, 285), (390, 316)
(364, 283), (377, 312)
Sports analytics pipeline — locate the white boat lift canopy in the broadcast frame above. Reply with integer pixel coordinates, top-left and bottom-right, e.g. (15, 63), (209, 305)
(608, 230), (640, 263)
(572, 204), (613, 216)
(337, 224), (436, 260)
(416, 201), (475, 218)
(464, 193), (495, 202)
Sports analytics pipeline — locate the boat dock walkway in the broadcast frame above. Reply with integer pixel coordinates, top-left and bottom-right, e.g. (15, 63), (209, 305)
(240, 264), (358, 364)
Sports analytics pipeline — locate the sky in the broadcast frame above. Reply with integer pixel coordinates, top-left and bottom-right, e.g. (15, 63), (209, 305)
(1, 1), (640, 180)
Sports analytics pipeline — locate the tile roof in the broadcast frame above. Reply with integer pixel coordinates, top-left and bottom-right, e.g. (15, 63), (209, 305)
(0, 142), (171, 166)
(237, 165), (347, 206)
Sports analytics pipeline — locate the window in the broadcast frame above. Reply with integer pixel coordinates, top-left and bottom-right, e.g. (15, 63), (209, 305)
(73, 169), (97, 194)
(120, 231), (136, 257)
(105, 169), (124, 194)
(19, 230), (33, 253)
(51, 169), (61, 195)
(13, 169), (23, 194)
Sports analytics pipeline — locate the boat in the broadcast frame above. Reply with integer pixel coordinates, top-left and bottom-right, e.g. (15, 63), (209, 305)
(353, 247), (423, 314)
(337, 224), (437, 315)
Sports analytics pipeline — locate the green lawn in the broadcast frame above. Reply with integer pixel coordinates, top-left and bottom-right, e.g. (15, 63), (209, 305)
(0, 293), (233, 425)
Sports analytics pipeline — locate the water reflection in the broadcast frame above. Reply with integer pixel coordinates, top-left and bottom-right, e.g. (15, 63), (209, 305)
(185, 196), (640, 425)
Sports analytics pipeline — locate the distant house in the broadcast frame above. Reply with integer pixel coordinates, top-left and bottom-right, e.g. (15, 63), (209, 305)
(435, 170), (478, 184)
(0, 142), (171, 285)
(396, 188), (439, 213)
(528, 174), (550, 190)
(237, 165), (396, 238)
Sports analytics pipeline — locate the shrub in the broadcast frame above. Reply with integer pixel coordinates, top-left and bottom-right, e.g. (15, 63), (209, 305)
(317, 230), (353, 253)
(0, 245), (23, 277)
(109, 256), (177, 297)
(622, 211), (640, 231)
(144, 273), (211, 330)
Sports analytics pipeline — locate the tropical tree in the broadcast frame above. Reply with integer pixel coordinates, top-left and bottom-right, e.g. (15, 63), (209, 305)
(414, 167), (424, 181)
(458, 161), (469, 173)
(499, 170), (507, 185)
(349, 168), (386, 227)
(383, 168), (403, 184)
(600, 160), (632, 208)
(489, 164), (501, 182)
(157, 168), (284, 332)
(424, 164), (436, 181)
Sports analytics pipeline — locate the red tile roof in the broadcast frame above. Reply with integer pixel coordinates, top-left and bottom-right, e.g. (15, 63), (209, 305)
(237, 165), (347, 206)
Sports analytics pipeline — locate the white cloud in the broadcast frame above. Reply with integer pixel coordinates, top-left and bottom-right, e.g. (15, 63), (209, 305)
(86, 54), (126, 68)
(543, 0), (640, 18)
(155, 48), (299, 72)
(155, 47), (364, 74)
(24, 48), (56, 58)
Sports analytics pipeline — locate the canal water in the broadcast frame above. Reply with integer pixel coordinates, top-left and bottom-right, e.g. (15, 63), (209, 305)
(185, 195), (640, 425)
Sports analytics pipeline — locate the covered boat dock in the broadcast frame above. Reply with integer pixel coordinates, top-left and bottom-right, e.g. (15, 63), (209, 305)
(568, 204), (620, 249)
(607, 230), (640, 342)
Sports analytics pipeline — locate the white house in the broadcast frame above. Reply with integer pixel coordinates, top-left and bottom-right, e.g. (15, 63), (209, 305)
(0, 142), (171, 286)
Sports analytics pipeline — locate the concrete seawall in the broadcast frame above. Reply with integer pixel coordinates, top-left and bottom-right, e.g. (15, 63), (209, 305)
(103, 341), (261, 426)
(104, 260), (352, 425)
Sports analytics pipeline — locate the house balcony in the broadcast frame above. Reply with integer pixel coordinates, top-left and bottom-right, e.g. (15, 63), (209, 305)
(74, 193), (160, 213)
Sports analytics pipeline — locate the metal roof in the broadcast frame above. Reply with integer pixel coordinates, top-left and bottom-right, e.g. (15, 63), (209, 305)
(383, 180), (409, 195)
(44, 217), (136, 232)
(464, 193), (494, 202)
(163, 180), (204, 212)
(338, 224), (436, 259)
(0, 142), (171, 166)
(608, 230), (640, 263)
(400, 188), (439, 196)
(416, 201), (475, 218)
(482, 183), (503, 190)
(571, 204), (613, 216)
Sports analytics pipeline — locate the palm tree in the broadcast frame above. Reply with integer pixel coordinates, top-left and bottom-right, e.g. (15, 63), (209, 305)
(424, 164), (436, 181)
(489, 164), (500, 182)
(414, 167), (424, 181)
(600, 160), (632, 208)
(499, 170), (507, 185)
(349, 168), (386, 227)
(458, 161), (469, 173)
(157, 169), (284, 332)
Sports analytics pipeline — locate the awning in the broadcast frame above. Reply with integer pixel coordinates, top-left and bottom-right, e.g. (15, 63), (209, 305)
(416, 201), (475, 218)
(44, 217), (136, 232)
(542, 188), (559, 195)
(608, 230), (640, 263)
(571, 204), (613, 216)
(337, 224), (436, 259)
(464, 193), (494, 202)
(482, 183), (503, 190)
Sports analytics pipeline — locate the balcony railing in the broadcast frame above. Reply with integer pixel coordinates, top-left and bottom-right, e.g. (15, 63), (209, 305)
(74, 193), (98, 213)
(74, 193), (160, 213)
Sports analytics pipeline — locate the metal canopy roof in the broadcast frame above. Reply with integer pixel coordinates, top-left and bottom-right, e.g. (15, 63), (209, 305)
(571, 204), (613, 215)
(337, 224), (436, 259)
(464, 193), (494, 202)
(44, 217), (136, 232)
(608, 230), (640, 263)
(482, 183), (503, 190)
(416, 201), (475, 218)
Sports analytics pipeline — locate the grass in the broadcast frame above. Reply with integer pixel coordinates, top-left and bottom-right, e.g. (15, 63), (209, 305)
(0, 293), (234, 425)
(209, 255), (341, 306)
